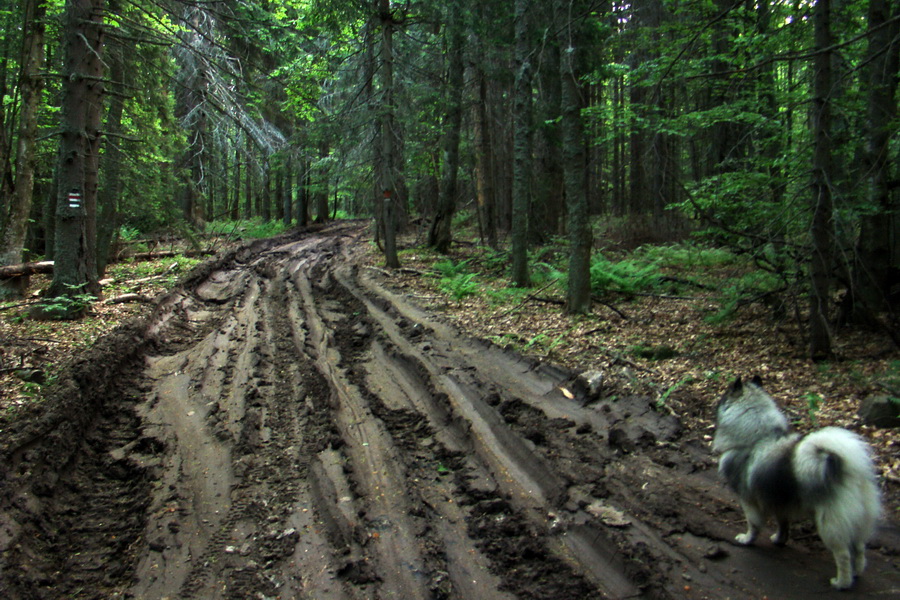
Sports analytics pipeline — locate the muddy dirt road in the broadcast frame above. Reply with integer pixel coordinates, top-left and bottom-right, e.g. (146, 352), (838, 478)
(1, 223), (897, 599)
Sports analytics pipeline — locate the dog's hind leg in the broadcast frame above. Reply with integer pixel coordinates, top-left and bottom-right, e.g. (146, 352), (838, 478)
(852, 541), (867, 577)
(735, 501), (764, 545)
(770, 517), (790, 546)
(828, 545), (854, 590)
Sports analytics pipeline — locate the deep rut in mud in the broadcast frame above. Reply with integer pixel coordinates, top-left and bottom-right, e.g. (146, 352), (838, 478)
(1, 223), (898, 600)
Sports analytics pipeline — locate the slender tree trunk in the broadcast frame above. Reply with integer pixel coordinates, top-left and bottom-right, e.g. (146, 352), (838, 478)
(809, 0), (834, 360)
(315, 143), (329, 222)
(428, 0), (465, 253)
(558, 0), (592, 314)
(379, 0), (400, 268)
(511, 0), (532, 287)
(284, 154), (293, 225)
(96, 34), (128, 277)
(473, 59), (497, 248)
(0, 8), (16, 201)
(231, 143), (241, 220)
(0, 0), (46, 298)
(44, 0), (105, 313)
(244, 138), (253, 219)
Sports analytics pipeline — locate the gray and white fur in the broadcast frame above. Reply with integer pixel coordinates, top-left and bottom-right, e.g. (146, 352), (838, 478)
(713, 376), (882, 590)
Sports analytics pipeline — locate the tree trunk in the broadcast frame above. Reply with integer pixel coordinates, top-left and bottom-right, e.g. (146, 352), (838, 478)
(534, 22), (564, 240)
(558, 0), (592, 314)
(473, 57), (497, 249)
(315, 142), (329, 223)
(284, 154), (293, 225)
(379, 0), (400, 268)
(511, 0), (532, 287)
(849, 0), (899, 318)
(44, 0), (105, 313)
(231, 143), (241, 220)
(809, 0), (834, 360)
(0, 0), (46, 298)
(428, 0), (465, 253)
(244, 138), (253, 219)
(97, 23), (130, 277)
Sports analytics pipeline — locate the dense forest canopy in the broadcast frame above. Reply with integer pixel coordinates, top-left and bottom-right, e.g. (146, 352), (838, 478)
(0, 0), (898, 356)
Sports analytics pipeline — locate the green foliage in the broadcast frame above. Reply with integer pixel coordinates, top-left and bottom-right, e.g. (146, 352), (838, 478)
(440, 272), (480, 301)
(34, 284), (97, 320)
(118, 225), (142, 242)
(655, 375), (695, 411)
(430, 260), (480, 301)
(205, 219), (290, 240)
(630, 344), (679, 361)
(705, 270), (782, 324)
(634, 243), (738, 269)
(589, 253), (661, 296)
(802, 393), (823, 427)
(531, 262), (566, 288)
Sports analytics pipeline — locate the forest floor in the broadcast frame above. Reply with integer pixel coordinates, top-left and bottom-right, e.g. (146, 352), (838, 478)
(0, 221), (897, 600)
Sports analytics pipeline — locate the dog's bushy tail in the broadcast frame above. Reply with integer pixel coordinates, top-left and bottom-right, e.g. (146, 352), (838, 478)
(794, 428), (873, 488)
(793, 427), (881, 517)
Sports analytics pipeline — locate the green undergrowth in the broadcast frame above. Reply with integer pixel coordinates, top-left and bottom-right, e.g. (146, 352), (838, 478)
(417, 239), (779, 325)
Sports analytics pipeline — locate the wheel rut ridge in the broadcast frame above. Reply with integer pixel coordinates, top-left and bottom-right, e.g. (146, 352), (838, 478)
(293, 258), (446, 599)
(312, 260), (619, 599)
(332, 260), (664, 599)
(174, 256), (347, 599)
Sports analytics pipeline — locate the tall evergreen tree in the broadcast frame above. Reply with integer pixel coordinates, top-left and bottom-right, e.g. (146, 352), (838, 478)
(511, 0), (532, 287)
(44, 0), (106, 314)
(0, 0), (46, 297)
(557, 0), (592, 314)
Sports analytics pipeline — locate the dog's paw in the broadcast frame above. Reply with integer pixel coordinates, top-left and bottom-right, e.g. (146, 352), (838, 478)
(770, 531), (788, 546)
(735, 532), (756, 545)
(830, 575), (853, 590)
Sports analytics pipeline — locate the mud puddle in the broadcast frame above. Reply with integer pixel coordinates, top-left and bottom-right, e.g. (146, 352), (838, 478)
(1, 222), (897, 599)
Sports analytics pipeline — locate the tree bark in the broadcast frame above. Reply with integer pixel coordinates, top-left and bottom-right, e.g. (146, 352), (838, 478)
(558, 0), (592, 314)
(809, 0), (834, 360)
(849, 0), (900, 318)
(97, 20), (131, 277)
(0, 0), (46, 298)
(45, 0), (106, 312)
(511, 0), (533, 287)
(428, 0), (465, 253)
(379, 0), (400, 268)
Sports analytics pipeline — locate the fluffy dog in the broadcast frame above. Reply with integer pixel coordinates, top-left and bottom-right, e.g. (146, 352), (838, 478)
(713, 376), (882, 589)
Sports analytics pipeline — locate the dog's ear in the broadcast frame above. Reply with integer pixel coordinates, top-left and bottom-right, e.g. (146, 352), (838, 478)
(750, 375), (763, 387)
(729, 377), (743, 393)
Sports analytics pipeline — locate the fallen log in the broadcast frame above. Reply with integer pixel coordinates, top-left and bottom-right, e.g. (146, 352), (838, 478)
(0, 261), (54, 279)
(0, 249), (215, 280)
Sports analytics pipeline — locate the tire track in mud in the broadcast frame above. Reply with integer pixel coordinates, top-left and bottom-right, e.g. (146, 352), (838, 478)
(2, 222), (898, 600)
